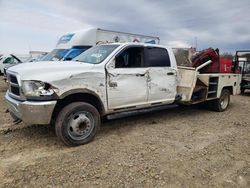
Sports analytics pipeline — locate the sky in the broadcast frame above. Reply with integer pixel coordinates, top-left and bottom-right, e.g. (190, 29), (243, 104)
(0, 0), (250, 54)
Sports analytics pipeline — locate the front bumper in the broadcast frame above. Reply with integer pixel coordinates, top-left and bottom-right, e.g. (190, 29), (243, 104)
(5, 92), (57, 125)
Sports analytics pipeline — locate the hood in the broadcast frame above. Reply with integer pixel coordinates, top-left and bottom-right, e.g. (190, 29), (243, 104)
(7, 61), (95, 82)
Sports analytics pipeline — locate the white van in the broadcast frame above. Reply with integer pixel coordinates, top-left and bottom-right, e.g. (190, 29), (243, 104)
(41, 28), (160, 61)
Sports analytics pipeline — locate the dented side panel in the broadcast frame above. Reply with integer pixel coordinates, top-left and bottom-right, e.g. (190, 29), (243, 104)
(147, 67), (177, 104)
(107, 68), (148, 109)
(51, 71), (108, 110)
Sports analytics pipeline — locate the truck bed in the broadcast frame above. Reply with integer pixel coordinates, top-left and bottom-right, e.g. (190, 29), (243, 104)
(177, 65), (241, 104)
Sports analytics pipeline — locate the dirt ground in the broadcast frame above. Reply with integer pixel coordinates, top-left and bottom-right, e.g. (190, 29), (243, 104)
(0, 77), (249, 188)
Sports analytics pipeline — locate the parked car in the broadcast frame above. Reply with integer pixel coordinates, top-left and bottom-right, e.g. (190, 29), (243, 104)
(0, 54), (22, 75)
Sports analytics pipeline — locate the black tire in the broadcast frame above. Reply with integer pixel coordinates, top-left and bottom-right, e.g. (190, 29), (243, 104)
(241, 88), (245, 94)
(208, 89), (230, 112)
(55, 102), (100, 146)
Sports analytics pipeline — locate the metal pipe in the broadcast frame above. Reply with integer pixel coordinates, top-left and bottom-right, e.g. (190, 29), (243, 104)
(196, 60), (212, 71)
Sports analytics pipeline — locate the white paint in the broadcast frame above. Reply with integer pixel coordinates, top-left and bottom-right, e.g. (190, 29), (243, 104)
(107, 68), (148, 109)
(6, 43), (242, 119)
(147, 67), (177, 104)
(177, 67), (198, 101)
(56, 28), (159, 49)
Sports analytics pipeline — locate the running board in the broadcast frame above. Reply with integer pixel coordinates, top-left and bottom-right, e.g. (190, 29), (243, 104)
(107, 104), (178, 120)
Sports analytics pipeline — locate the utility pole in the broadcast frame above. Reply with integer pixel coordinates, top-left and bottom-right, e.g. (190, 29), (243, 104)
(195, 37), (198, 51)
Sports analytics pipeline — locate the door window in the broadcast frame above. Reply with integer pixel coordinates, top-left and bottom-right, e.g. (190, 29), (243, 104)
(115, 47), (144, 68)
(145, 47), (171, 67)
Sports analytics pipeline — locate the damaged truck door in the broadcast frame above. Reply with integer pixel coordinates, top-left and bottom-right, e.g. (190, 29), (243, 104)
(106, 45), (177, 110)
(145, 47), (177, 104)
(106, 46), (148, 109)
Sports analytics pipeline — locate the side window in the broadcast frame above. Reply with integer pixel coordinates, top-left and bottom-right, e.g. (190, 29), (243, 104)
(115, 47), (144, 68)
(145, 47), (171, 67)
(3, 57), (14, 64)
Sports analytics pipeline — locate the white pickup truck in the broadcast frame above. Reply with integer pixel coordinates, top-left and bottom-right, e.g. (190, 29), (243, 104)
(5, 43), (241, 146)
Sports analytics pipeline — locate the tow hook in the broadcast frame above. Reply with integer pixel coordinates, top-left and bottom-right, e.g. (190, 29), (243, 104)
(13, 119), (22, 125)
(5, 109), (22, 124)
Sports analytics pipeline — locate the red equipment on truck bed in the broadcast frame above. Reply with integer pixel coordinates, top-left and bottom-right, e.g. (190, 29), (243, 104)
(191, 48), (220, 73)
(191, 48), (234, 74)
(220, 57), (233, 73)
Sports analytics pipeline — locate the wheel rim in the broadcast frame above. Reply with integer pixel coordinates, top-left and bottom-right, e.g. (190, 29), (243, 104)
(67, 111), (95, 141)
(220, 94), (229, 110)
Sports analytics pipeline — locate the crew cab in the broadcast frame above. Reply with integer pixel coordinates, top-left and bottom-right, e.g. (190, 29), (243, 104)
(5, 43), (241, 146)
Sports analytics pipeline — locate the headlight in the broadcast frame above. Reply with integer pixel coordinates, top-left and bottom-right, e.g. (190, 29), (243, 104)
(21, 80), (56, 100)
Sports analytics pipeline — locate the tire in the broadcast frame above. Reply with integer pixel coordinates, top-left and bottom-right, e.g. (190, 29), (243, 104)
(55, 102), (100, 146)
(208, 89), (230, 112)
(241, 88), (245, 94)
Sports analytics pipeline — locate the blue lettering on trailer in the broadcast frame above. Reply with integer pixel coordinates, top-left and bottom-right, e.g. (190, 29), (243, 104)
(57, 33), (75, 44)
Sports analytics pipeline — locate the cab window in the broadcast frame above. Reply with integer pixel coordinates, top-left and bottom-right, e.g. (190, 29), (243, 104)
(145, 47), (171, 67)
(115, 47), (144, 68)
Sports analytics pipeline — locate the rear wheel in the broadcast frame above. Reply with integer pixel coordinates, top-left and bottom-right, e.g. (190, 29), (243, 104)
(55, 102), (100, 146)
(241, 88), (245, 94)
(208, 89), (230, 112)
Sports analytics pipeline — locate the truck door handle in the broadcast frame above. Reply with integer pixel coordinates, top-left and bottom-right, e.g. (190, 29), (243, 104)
(167, 72), (175, 76)
(136, 73), (145, 77)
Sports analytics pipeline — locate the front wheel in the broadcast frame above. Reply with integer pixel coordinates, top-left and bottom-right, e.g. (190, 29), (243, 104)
(55, 102), (100, 146)
(208, 89), (230, 112)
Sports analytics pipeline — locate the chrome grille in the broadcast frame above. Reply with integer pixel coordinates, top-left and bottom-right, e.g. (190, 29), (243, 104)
(9, 74), (18, 84)
(10, 85), (20, 96)
(7, 72), (22, 99)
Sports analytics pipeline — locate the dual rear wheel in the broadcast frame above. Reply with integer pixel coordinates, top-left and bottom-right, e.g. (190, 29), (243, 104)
(207, 89), (230, 112)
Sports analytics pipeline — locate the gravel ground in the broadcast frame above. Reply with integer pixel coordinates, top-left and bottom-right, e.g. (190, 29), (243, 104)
(0, 77), (249, 188)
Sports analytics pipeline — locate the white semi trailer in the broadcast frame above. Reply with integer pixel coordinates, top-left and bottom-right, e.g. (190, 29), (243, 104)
(42, 28), (160, 61)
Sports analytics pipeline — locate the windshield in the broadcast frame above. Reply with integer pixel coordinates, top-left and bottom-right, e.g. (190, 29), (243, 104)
(41, 49), (70, 61)
(63, 47), (90, 61)
(73, 45), (119, 64)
